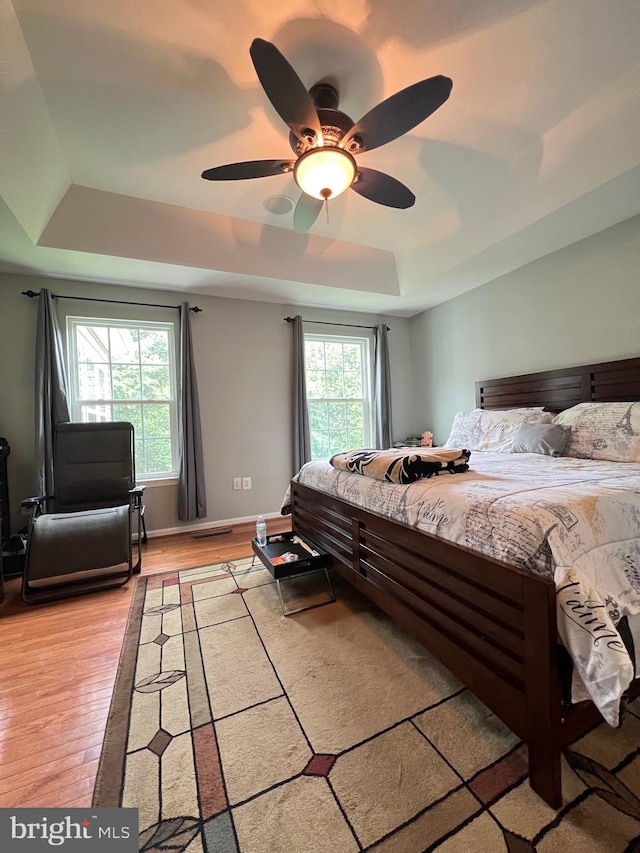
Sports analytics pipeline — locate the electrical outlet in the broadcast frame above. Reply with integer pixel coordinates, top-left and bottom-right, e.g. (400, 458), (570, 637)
(233, 477), (241, 490)
(242, 477), (252, 490)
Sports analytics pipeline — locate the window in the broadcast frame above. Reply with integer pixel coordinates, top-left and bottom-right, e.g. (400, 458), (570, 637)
(305, 334), (372, 459)
(67, 317), (178, 478)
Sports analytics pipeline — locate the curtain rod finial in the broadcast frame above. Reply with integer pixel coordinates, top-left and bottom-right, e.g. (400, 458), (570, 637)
(22, 290), (40, 298)
(190, 306), (203, 313)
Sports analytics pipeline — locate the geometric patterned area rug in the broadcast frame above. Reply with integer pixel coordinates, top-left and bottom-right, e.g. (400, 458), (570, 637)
(93, 557), (640, 852)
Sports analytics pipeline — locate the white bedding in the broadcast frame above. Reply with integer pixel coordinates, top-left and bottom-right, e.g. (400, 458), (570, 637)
(293, 451), (640, 725)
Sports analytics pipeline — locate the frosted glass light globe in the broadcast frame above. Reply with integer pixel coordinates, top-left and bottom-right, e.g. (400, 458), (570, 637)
(293, 147), (356, 200)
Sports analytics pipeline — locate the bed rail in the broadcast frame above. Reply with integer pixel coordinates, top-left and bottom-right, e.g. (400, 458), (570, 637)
(292, 480), (566, 807)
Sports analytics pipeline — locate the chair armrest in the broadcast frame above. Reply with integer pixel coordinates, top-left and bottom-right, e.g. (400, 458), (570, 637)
(129, 485), (145, 510)
(21, 495), (49, 508)
(22, 495), (50, 518)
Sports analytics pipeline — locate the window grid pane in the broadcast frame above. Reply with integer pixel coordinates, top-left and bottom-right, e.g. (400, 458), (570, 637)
(112, 364), (142, 399)
(78, 362), (112, 400)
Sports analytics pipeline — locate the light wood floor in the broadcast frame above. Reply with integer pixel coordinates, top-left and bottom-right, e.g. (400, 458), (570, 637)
(0, 517), (291, 808)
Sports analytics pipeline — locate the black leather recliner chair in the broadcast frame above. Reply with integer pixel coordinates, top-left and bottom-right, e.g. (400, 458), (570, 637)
(21, 422), (146, 603)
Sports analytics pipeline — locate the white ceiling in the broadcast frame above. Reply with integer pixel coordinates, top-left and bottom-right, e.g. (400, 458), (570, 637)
(1, 0), (639, 317)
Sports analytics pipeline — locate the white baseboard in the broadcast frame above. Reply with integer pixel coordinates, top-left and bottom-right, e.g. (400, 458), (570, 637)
(145, 511), (287, 540)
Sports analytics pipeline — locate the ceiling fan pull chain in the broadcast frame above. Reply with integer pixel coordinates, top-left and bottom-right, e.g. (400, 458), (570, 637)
(325, 200), (330, 224)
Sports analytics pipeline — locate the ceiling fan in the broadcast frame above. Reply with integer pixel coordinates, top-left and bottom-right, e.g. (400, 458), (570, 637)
(201, 38), (453, 232)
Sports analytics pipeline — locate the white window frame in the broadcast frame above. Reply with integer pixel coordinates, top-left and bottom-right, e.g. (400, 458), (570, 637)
(66, 316), (179, 479)
(304, 332), (373, 460)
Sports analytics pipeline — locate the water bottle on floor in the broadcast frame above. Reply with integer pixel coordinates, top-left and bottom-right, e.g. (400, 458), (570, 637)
(256, 515), (267, 546)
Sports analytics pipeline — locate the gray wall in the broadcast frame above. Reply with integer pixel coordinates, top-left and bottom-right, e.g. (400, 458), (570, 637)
(410, 215), (640, 444)
(0, 274), (414, 535)
(3, 215), (637, 535)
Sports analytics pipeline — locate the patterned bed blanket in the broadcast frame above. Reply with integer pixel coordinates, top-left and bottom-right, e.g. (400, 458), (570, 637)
(329, 447), (470, 483)
(291, 451), (640, 726)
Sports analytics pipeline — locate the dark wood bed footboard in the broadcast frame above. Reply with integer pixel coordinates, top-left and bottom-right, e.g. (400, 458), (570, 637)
(291, 479), (637, 809)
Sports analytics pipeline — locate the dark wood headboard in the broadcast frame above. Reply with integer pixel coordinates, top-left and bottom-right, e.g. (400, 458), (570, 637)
(476, 356), (640, 411)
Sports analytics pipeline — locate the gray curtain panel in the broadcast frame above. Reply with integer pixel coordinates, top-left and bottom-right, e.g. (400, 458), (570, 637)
(373, 324), (393, 449)
(35, 288), (70, 496)
(292, 315), (311, 473)
(177, 303), (207, 521)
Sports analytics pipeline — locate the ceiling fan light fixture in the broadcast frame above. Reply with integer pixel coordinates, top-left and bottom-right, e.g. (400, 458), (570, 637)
(293, 147), (356, 200)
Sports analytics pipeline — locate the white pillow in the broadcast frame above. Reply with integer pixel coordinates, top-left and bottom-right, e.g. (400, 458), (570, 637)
(552, 402), (640, 462)
(444, 408), (554, 452)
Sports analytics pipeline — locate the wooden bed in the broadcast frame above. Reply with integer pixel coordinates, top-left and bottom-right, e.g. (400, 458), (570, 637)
(290, 355), (640, 808)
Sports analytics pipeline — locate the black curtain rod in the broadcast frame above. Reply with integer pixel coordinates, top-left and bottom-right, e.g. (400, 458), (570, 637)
(22, 290), (203, 313)
(284, 316), (389, 331)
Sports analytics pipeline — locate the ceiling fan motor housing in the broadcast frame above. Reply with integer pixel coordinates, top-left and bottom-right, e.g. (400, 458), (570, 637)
(289, 83), (359, 155)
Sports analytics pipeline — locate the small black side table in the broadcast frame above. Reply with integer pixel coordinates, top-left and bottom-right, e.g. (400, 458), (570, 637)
(251, 531), (335, 616)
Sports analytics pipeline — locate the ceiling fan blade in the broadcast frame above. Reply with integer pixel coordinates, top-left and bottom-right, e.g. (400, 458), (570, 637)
(342, 76), (453, 154)
(351, 167), (415, 209)
(293, 194), (323, 232)
(250, 38), (322, 144)
(201, 159), (293, 181)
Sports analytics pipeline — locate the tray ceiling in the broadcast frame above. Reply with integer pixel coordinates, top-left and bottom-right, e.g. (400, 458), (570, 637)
(1, 0), (639, 315)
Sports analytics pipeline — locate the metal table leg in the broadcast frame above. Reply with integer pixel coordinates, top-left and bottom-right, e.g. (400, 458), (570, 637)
(276, 567), (336, 616)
